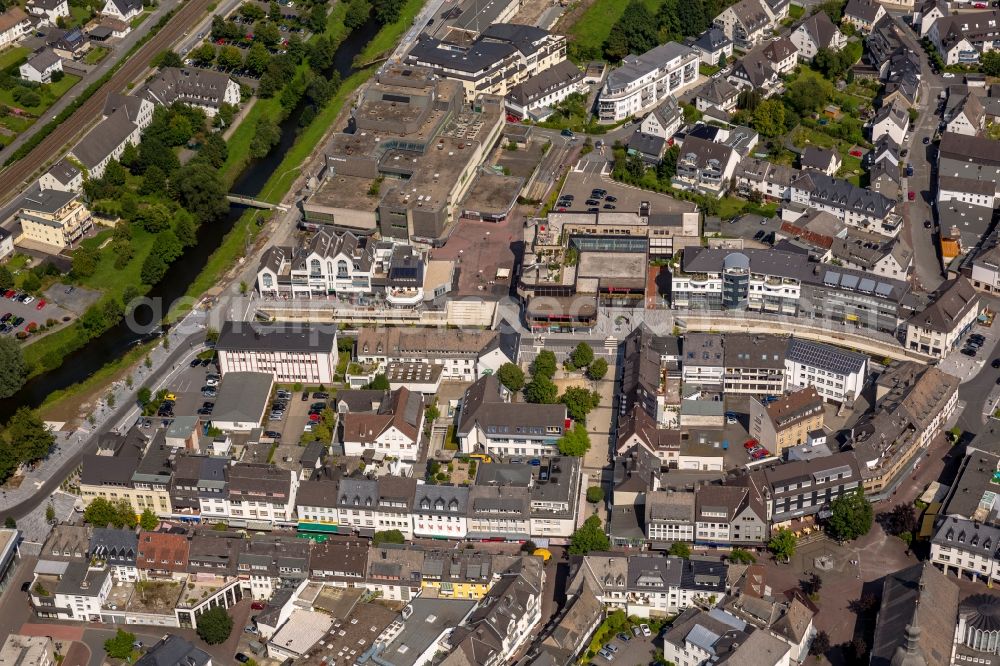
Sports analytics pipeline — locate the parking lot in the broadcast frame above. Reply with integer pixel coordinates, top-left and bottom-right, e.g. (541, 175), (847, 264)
(161, 358), (220, 418)
(267, 389), (325, 444)
(590, 625), (661, 666)
(557, 167), (697, 216)
(938, 320), (999, 383)
(0, 290), (72, 338)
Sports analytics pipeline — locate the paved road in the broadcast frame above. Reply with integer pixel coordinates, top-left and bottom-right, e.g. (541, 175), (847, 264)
(0, 0), (217, 204)
(0, 314), (207, 521)
(890, 13), (947, 294)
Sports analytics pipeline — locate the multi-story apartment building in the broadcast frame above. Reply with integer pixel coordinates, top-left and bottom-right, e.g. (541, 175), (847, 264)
(467, 485), (531, 541)
(784, 338), (868, 404)
(723, 334), (787, 396)
(620, 325), (682, 428)
(335, 477), (418, 539)
(143, 67), (240, 117)
(663, 607), (792, 666)
(789, 171), (901, 237)
(456, 375), (567, 457)
(735, 157), (801, 200)
(749, 387), (824, 455)
(215, 321), (338, 384)
(645, 491), (696, 544)
(694, 484), (768, 546)
(355, 326), (518, 381)
(406, 24), (566, 101)
(0, 8), (31, 48)
(413, 485), (470, 540)
(930, 516), (1000, 584)
(904, 277), (980, 359)
(746, 451), (862, 524)
(79, 429), (174, 516)
(70, 94), (152, 179)
(15, 188), (92, 252)
(714, 0), (781, 50)
(340, 387), (424, 460)
(852, 364), (959, 498)
(571, 554), (728, 618)
(597, 42), (699, 122)
(681, 332), (725, 387)
(928, 9), (1000, 65)
(791, 11), (846, 61)
(672, 136), (741, 198)
(0, 636), (56, 666)
(673, 247), (915, 334)
(213, 464), (299, 528)
(843, 0), (885, 33)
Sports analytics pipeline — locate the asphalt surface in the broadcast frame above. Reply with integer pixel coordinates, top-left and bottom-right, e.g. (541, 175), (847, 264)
(0, 0), (217, 204)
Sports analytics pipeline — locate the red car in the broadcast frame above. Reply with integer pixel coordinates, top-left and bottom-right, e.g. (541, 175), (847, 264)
(251, 601), (266, 610)
(743, 438), (759, 449)
(908, 191), (916, 201)
(975, 2), (987, 7)
(35, 299), (45, 310)
(3, 290), (14, 299)
(849, 149), (863, 157)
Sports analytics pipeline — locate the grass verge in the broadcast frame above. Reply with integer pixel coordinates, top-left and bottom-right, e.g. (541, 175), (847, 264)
(131, 11), (151, 28)
(567, 0), (659, 61)
(0, 46), (29, 71)
(83, 47), (111, 65)
(354, 0), (424, 66)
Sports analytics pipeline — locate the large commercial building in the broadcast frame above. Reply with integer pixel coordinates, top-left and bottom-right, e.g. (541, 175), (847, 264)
(15, 188), (92, 252)
(303, 65), (505, 244)
(215, 322), (338, 384)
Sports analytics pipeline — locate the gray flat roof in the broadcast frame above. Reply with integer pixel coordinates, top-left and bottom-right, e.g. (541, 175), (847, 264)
(216, 321), (337, 354)
(211, 372), (273, 424)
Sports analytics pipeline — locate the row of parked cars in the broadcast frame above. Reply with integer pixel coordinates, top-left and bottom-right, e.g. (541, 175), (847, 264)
(556, 188), (619, 213)
(597, 623), (652, 661)
(961, 332), (987, 358)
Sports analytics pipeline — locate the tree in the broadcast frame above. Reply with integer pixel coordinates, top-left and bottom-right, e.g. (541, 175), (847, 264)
(254, 21), (281, 47)
(199, 132), (229, 168)
(880, 503), (918, 537)
(139, 508), (159, 531)
(983, 51), (1000, 77)
(366, 373), (390, 390)
(5, 407), (54, 467)
(344, 0), (371, 30)
(0, 337), (27, 399)
(45, 503), (56, 522)
(308, 3), (327, 32)
(557, 422), (591, 456)
(752, 99), (786, 137)
(71, 245), (100, 278)
(308, 34), (337, 71)
(373, 529), (405, 546)
(217, 44), (244, 70)
(249, 115), (281, 158)
(138, 164), (167, 195)
(657, 144), (680, 181)
(373, 0), (405, 23)
(586, 486), (605, 503)
(244, 41), (270, 76)
(151, 230), (183, 264)
(137, 386), (152, 406)
(171, 162), (229, 223)
(570, 515), (610, 554)
(768, 527), (797, 562)
(827, 488), (873, 541)
(138, 136), (180, 174)
(83, 497), (118, 527)
(524, 375), (558, 404)
(728, 548), (756, 564)
(0, 265), (12, 291)
(587, 358), (609, 381)
(531, 350), (557, 379)
(570, 342), (594, 368)
(20, 272), (40, 293)
(560, 386), (600, 422)
(154, 50), (183, 68)
(141, 253), (169, 286)
(603, 1), (658, 61)
(191, 43), (216, 66)
(3, 517), (14, 529)
(785, 76), (834, 115)
(174, 212), (198, 248)
(196, 606), (233, 645)
(802, 572), (823, 595)
(668, 542), (691, 558)
(810, 631), (831, 657)
(816, 0), (845, 22)
(497, 363), (525, 392)
(104, 629), (136, 659)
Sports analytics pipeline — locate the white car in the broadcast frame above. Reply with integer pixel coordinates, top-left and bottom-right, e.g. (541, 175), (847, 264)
(205, 377), (219, 387)
(943, 72), (956, 78)
(640, 624), (651, 637)
(21, 295), (33, 304)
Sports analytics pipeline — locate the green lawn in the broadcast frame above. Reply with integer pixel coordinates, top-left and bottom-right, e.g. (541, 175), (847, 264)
(0, 74), (81, 117)
(568, 0), (660, 61)
(0, 46), (29, 72)
(131, 11), (151, 29)
(68, 5), (93, 28)
(219, 95), (283, 185)
(354, 0), (424, 65)
(83, 47), (111, 65)
(789, 4), (805, 19)
(699, 63), (720, 77)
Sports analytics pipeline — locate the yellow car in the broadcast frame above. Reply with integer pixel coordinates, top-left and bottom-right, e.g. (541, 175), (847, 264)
(164, 393), (177, 402)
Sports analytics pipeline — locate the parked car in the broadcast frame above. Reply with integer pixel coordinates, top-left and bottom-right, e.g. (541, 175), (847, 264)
(908, 191), (916, 201)
(924, 220), (932, 229)
(528, 458), (541, 466)
(236, 654), (250, 664)
(35, 299), (45, 309)
(632, 625), (642, 637)
(313, 391), (329, 399)
(991, 359), (1000, 369)
(640, 624), (651, 637)
(561, 129), (574, 137)
(922, 136), (930, 144)
(605, 644), (619, 654)
(190, 358), (202, 367)
(21, 295), (33, 304)
(251, 601), (266, 610)
(617, 632), (631, 642)
(961, 348), (977, 357)
(943, 72), (956, 78)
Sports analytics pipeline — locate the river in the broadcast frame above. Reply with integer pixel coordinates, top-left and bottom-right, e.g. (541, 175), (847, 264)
(0, 17), (384, 423)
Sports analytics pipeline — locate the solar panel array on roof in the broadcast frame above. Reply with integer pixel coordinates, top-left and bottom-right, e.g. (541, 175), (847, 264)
(687, 625), (722, 653)
(824, 271), (840, 286)
(875, 282), (894, 297)
(840, 274), (859, 290)
(858, 278), (876, 293)
(786, 338), (867, 376)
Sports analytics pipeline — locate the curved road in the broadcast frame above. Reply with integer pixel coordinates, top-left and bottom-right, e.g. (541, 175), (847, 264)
(0, 0), (216, 203)
(5, 327), (206, 521)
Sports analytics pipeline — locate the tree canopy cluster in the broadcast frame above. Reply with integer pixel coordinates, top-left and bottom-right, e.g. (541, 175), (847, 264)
(83, 497), (139, 529)
(827, 488), (873, 541)
(0, 408), (55, 483)
(569, 515), (611, 554)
